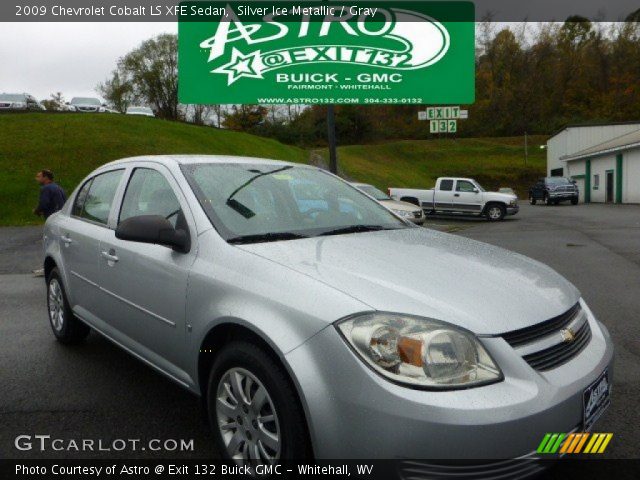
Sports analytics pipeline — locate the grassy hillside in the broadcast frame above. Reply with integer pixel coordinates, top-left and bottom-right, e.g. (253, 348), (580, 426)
(319, 136), (547, 197)
(0, 114), (307, 226)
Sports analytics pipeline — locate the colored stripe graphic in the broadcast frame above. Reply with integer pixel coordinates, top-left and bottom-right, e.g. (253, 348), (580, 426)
(537, 433), (552, 453)
(539, 433), (612, 454)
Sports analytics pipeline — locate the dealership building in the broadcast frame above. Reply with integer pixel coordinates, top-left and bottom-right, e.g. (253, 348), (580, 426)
(547, 122), (640, 203)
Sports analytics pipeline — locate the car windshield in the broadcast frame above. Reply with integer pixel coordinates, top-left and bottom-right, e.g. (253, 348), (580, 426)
(71, 97), (101, 105)
(181, 163), (409, 243)
(356, 184), (391, 201)
(546, 177), (572, 185)
(0, 94), (26, 101)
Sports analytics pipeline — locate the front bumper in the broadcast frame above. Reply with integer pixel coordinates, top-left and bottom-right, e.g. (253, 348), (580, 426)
(286, 304), (613, 459)
(548, 192), (578, 199)
(507, 205), (520, 215)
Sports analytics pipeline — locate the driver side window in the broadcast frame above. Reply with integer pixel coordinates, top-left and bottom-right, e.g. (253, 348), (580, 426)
(119, 168), (182, 228)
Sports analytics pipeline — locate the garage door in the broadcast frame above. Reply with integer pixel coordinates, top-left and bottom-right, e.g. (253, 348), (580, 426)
(575, 178), (585, 203)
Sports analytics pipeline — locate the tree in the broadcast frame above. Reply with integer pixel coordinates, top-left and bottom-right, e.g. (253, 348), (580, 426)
(223, 105), (268, 131)
(97, 70), (133, 113)
(41, 92), (66, 111)
(100, 34), (178, 119)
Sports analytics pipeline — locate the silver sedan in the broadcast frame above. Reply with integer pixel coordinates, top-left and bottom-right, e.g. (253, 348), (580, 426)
(43, 155), (613, 468)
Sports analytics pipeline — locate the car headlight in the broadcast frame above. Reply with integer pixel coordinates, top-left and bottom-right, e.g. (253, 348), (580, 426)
(392, 209), (412, 218)
(547, 186), (557, 191)
(509, 199), (517, 206)
(336, 313), (502, 389)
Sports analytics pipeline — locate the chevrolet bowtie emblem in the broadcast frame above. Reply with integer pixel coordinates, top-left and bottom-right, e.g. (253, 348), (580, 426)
(561, 327), (576, 343)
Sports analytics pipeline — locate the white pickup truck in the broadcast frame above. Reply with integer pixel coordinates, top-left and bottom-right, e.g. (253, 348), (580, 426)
(389, 177), (519, 221)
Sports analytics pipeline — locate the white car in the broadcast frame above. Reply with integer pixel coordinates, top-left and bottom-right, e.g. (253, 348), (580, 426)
(390, 177), (519, 221)
(68, 97), (106, 113)
(126, 106), (155, 117)
(351, 182), (425, 225)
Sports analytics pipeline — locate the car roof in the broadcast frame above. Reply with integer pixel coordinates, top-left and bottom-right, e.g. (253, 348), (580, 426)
(350, 182), (372, 187)
(100, 155), (303, 169)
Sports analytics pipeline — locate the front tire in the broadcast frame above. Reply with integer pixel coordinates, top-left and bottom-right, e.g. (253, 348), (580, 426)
(544, 194), (553, 206)
(571, 197), (579, 205)
(529, 195), (537, 205)
(207, 341), (311, 464)
(46, 267), (90, 343)
(486, 204), (506, 222)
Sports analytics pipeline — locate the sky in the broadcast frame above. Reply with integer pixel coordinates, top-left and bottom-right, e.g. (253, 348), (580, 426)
(0, 23), (177, 101)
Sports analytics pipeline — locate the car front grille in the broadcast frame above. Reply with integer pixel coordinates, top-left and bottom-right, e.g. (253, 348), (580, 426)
(501, 303), (592, 371)
(501, 303), (580, 347)
(522, 321), (591, 371)
(400, 452), (545, 480)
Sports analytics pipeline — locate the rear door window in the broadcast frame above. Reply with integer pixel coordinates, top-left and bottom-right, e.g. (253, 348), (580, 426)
(439, 180), (454, 191)
(80, 170), (124, 225)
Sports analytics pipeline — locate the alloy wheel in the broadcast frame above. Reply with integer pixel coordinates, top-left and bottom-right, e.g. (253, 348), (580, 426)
(216, 367), (281, 465)
(48, 278), (64, 331)
(488, 207), (502, 220)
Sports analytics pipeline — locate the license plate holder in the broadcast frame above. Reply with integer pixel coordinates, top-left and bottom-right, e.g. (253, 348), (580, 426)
(583, 369), (611, 431)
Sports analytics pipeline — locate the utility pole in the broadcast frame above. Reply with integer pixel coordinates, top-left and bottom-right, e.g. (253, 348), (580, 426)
(327, 105), (338, 174)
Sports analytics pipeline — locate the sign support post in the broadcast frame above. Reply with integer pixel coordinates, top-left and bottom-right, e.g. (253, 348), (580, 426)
(327, 105), (338, 174)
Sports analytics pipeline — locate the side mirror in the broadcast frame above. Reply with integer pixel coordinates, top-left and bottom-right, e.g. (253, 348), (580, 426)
(115, 215), (189, 253)
(473, 188), (479, 193)
(65, 102), (70, 105)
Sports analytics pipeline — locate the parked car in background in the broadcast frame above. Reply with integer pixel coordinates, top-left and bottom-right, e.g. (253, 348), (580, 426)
(43, 155), (612, 465)
(0, 93), (43, 111)
(351, 182), (425, 225)
(390, 177), (519, 221)
(126, 106), (155, 117)
(499, 187), (516, 196)
(529, 177), (579, 205)
(68, 97), (107, 113)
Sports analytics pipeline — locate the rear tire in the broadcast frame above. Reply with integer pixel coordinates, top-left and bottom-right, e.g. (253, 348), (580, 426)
(529, 195), (537, 205)
(207, 341), (311, 464)
(485, 204), (506, 222)
(46, 267), (90, 344)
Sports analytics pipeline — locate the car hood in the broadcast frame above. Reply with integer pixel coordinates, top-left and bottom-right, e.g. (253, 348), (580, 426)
(238, 228), (579, 334)
(380, 199), (421, 212)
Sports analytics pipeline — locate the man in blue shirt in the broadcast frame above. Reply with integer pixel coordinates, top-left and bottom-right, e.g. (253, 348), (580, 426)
(34, 169), (66, 219)
(33, 169), (66, 276)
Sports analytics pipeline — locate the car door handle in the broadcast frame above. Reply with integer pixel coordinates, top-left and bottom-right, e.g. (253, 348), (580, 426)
(61, 234), (73, 245)
(101, 251), (119, 263)
(454, 193), (460, 197)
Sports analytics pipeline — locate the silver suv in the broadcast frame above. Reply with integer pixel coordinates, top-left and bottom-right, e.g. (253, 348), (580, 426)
(43, 156), (613, 467)
(0, 93), (42, 111)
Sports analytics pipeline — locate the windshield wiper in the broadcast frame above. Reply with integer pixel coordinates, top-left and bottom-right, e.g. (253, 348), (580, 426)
(319, 225), (396, 237)
(227, 232), (309, 245)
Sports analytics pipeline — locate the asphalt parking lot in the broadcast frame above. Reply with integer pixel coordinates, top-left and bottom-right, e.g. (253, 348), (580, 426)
(1, 203), (639, 459)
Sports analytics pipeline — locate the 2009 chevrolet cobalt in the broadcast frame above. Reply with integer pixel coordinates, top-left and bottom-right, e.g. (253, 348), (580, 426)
(43, 156), (613, 466)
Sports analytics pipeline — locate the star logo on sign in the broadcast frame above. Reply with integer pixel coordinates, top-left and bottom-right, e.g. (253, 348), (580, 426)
(213, 48), (263, 85)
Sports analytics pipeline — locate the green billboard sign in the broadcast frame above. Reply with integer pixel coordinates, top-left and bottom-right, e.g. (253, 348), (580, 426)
(178, 1), (475, 104)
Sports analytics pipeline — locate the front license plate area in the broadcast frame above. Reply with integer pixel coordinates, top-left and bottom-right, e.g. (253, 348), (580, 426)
(583, 369), (611, 431)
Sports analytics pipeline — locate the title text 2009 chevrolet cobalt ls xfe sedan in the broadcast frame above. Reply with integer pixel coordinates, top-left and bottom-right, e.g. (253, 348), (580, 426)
(44, 156), (613, 466)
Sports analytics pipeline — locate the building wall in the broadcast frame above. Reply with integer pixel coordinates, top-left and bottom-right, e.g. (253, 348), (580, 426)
(623, 149), (640, 203)
(589, 156), (616, 203)
(547, 124), (640, 176)
(567, 147), (640, 204)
